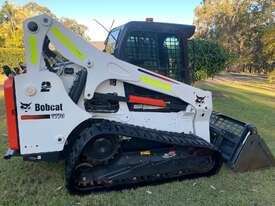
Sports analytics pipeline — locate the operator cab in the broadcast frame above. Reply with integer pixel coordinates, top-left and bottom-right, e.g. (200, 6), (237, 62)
(104, 20), (195, 84)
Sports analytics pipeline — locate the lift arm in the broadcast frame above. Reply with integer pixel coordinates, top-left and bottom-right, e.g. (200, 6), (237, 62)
(23, 14), (213, 141)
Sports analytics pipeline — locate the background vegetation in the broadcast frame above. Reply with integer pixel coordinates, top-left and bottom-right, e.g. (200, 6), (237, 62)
(188, 39), (232, 81)
(194, 0), (274, 74)
(0, 48), (24, 69)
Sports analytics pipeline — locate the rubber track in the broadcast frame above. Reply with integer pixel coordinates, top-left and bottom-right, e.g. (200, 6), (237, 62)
(66, 120), (222, 193)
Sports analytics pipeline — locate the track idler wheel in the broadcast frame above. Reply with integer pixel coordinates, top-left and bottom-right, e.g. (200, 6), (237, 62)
(82, 135), (120, 164)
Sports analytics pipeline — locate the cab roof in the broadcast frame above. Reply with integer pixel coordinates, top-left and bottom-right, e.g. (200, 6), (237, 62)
(116, 21), (195, 38)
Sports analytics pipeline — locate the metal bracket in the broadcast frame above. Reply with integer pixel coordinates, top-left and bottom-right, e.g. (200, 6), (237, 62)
(3, 149), (19, 160)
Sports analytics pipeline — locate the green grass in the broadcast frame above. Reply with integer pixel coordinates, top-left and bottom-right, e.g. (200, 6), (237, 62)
(0, 80), (275, 206)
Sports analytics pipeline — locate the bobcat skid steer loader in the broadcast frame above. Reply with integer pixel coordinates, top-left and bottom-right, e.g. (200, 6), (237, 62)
(3, 14), (274, 194)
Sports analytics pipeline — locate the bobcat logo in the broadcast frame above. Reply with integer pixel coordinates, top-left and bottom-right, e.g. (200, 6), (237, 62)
(195, 95), (206, 104)
(20, 102), (32, 112)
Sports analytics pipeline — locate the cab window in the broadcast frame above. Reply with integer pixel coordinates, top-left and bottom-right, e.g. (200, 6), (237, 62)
(124, 32), (183, 81)
(105, 28), (120, 54)
(125, 32), (160, 72)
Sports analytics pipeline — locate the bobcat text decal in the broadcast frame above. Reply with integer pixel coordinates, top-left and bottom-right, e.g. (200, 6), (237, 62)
(35, 103), (63, 111)
(20, 103), (65, 120)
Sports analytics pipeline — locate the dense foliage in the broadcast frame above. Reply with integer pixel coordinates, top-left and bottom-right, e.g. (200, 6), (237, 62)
(0, 1), (90, 49)
(0, 48), (24, 70)
(188, 39), (231, 81)
(194, 0), (275, 74)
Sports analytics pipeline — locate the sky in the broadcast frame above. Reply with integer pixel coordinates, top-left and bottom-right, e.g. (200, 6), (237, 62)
(1, 0), (202, 41)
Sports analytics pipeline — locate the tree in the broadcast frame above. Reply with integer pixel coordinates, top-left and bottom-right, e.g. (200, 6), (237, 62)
(61, 18), (90, 41)
(0, 1), (24, 48)
(261, 23), (275, 71)
(194, 0), (275, 73)
(0, 1), (90, 48)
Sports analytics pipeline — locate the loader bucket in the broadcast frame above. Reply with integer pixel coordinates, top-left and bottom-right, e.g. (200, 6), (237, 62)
(210, 112), (275, 172)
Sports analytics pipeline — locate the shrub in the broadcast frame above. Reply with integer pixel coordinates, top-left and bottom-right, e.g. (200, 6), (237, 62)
(188, 39), (231, 81)
(193, 69), (208, 81)
(0, 48), (25, 72)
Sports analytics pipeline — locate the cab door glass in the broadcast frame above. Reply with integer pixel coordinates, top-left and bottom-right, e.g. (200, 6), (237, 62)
(124, 32), (183, 81)
(125, 32), (160, 72)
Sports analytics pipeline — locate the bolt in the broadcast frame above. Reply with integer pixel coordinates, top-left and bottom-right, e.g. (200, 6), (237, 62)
(43, 18), (48, 23)
(87, 61), (92, 68)
(27, 21), (38, 32)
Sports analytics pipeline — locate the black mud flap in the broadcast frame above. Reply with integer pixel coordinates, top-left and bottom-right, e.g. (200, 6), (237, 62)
(210, 112), (275, 172)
